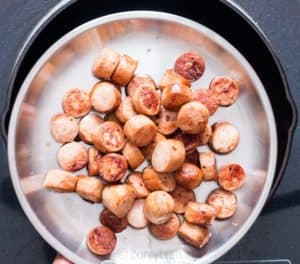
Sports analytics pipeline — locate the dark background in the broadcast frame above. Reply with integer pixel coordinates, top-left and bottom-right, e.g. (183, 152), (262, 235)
(0, 0), (299, 263)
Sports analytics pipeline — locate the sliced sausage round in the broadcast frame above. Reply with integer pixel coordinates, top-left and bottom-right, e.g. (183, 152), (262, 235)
(92, 121), (125, 153)
(209, 76), (239, 106)
(198, 124), (212, 145)
(111, 54), (138, 86)
(123, 115), (157, 147)
(122, 141), (145, 170)
(76, 175), (104, 203)
(78, 113), (103, 144)
(175, 162), (203, 190)
(86, 226), (116, 255)
(209, 122), (239, 154)
(192, 89), (218, 115)
(90, 82), (121, 113)
(62, 88), (91, 117)
(199, 152), (217, 181)
(207, 188), (237, 219)
(50, 113), (79, 143)
(218, 163), (246, 191)
(174, 51), (205, 82)
(159, 69), (191, 91)
(87, 147), (102, 176)
(177, 101), (209, 134)
(99, 153), (128, 182)
(100, 208), (128, 233)
(127, 199), (148, 229)
(126, 172), (150, 198)
(184, 202), (216, 225)
(57, 142), (88, 171)
(170, 130), (201, 154)
(140, 132), (166, 160)
(126, 74), (156, 97)
(154, 106), (177, 135)
(43, 170), (78, 192)
(170, 186), (196, 214)
(92, 47), (120, 80)
(115, 96), (137, 123)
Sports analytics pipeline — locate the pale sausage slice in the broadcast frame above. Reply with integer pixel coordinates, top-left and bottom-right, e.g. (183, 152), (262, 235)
(207, 188), (237, 219)
(192, 89), (218, 115)
(90, 82), (121, 113)
(149, 213), (180, 240)
(122, 141), (145, 170)
(115, 96), (137, 123)
(50, 113), (79, 143)
(111, 54), (138, 86)
(78, 113), (103, 144)
(177, 101), (209, 134)
(126, 74), (156, 96)
(175, 162), (203, 190)
(76, 175), (104, 203)
(92, 121), (125, 153)
(43, 170), (77, 192)
(159, 69), (191, 91)
(127, 199), (149, 229)
(199, 152), (217, 181)
(100, 209), (128, 233)
(140, 133), (166, 160)
(218, 163), (246, 191)
(62, 88), (91, 117)
(126, 172), (150, 198)
(209, 76), (239, 106)
(184, 202), (216, 225)
(123, 115), (157, 147)
(178, 221), (211, 248)
(86, 226), (117, 256)
(99, 153), (128, 182)
(92, 47), (120, 80)
(209, 122), (239, 153)
(57, 142), (88, 171)
(151, 139), (186, 173)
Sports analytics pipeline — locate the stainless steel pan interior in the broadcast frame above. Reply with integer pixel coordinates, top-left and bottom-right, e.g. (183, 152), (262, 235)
(8, 11), (277, 264)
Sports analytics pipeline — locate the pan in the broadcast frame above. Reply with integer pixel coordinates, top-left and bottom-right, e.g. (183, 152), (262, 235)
(6, 11), (278, 263)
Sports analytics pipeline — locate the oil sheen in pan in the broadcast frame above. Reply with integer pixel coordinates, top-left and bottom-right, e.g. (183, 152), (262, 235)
(8, 11), (277, 264)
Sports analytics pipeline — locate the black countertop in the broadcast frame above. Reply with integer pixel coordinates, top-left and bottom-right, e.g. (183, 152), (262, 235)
(0, 0), (299, 263)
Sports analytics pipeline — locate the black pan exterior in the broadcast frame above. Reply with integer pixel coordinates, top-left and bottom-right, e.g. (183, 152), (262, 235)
(1, 0), (297, 197)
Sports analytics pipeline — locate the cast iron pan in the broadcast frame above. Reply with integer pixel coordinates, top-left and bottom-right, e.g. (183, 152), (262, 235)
(0, 0), (297, 200)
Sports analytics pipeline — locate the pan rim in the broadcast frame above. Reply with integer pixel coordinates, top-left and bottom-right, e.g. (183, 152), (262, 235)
(7, 10), (277, 264)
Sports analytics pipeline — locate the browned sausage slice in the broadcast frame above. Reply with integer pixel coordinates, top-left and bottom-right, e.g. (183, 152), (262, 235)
(123, 115), (157, 147)
(126, 74), (156, 96)
(209, 76), (239, 106)
(140, 133), (166, 160)
(199, 152), (217, 181)
(177, 101), (209, 134)
(207, 188), (237, 219)
(57, 142), (88, 171)
(92, 121), (125, 153)
(76, 175), (104, 203)
(87, 147), (102, 176)
(115, 96), (137, 123)
(209, 122), (239, 153)
(149, 213), (180, 240)
(122, 141), (145, 170)
(174, 51), (206, 82)
(50, 113), (79, 143)
(62, 88), (91, 117)
(192, 89), (218, 115)
(184, 202), (216, 225)
(92, 47), (120, 80)
(90, 82), (121, 113)
(159, 69), (191, 91)
(218, 163), (246, 191)
(43, 170), (78, 192)
(185, 150), (200, 167)
(170, 130), (200, 154)
(154, 106), (177, 135)
(111, 54), (138, 86)
(132, 86), (160, 116)
(170, 186), (196, 214)
(175, 162), (203, 190)
(126, 172), (150, 198)
(100, 208), (128, 233)
(99, 153), (128, 182)
(86, 226), (117, 255)
(78, 113), (103, 144)
(198, 124), (212, 145)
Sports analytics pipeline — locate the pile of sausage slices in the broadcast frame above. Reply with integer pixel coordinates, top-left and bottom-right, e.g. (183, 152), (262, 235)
(44, 47), (245, 256)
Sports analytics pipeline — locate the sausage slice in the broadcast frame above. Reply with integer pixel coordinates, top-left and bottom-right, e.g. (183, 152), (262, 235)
(199, 152), (217, 181)
(111, 54), (138, 86)
(57, 142), (88, 171)
(185, 150), (200, 167)
(92, 121), (125, 153)
(207, 188), (237, 219)
(122, 141), (145, 170)
(86, 226), (116, 256)
(123, 115), (157, 147)
(127, 199), (148, 229)
(100, 209), (128, 233)
(170, 186), (196, 214)
(159, 69), (191, 91)
(78, 113), (103, 144)
(175, 162), (203, 190)
(177, 101), (209, 134)
(184, 202), (216, 225)
(192, 89), (218, 115)
(115, 96), (137, 123)
(209, 122), (239, 153)
(126, 172), (150, 198)
(151, 139), (186, 172)
(126, 74), (156, 97)
(140, 132), (166, 160)
(209, 76), (239, 106)
(198, 124), (212, 145)
(62, 88), (91, 117)
(76, 176), (104, 203)
(92, 47), (120, 80)
(174, 51), (205, 82)
(50, 113), (79, 143)
(149, 213), (180, 240)
(154, 106), (177, 135)
(170, 130), (201, 154)
(90, 82), (121, 113)
(43, 170), (78, 192)
(218, 163), (246, 191)
(87, 147), (102, 176)
(99, 153), (128, 182)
